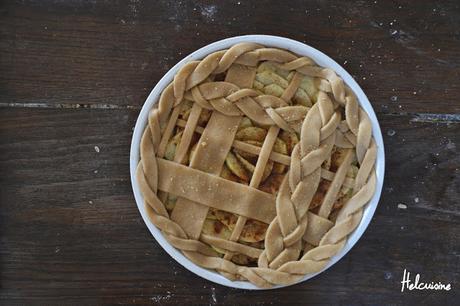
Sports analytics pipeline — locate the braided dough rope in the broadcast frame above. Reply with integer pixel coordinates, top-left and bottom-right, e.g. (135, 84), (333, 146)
(137, 43), (377, 287)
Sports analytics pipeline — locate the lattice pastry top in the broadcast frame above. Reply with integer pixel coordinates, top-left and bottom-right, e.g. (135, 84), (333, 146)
(137, 43), (377, 288)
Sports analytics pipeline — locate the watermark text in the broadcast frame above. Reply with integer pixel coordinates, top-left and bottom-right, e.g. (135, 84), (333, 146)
(401, 269), (451, 292)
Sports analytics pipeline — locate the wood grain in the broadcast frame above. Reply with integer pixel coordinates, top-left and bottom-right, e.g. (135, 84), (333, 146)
(1, 0), (459, 113)
(1, 108), (458, 305)
(1, 0), (459, 305)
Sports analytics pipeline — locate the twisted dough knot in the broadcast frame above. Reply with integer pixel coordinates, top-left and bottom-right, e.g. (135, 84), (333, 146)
(255, 90), (377, 282)
(189, 82), (309, 133)
(136, 42), (377, 287)
(172, 43), (322, 132)
(258, 91), (339, 269)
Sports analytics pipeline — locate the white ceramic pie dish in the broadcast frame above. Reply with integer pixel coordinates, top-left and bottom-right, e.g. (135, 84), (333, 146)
(130, 35), (385, 290)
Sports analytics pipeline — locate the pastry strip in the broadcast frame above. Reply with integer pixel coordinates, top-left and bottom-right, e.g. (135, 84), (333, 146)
(200, 234), (263, 258)
(170, 112), (241, 239)
(318, 149), (354, 218)
(157, 158), (276, 224)
(170, 64), (255, 239)
(224, 125), (280, 261)
(173, 103), (202, 164)
(175, 118), (291, 165)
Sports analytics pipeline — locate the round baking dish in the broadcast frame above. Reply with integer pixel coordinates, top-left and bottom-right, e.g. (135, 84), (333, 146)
(130, 35), (385, 290)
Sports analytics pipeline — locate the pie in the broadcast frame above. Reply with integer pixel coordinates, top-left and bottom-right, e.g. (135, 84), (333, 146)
(136, 42), (377, 287)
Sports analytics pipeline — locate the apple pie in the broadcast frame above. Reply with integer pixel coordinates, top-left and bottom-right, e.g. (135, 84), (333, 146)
(136, 43), (377, 287)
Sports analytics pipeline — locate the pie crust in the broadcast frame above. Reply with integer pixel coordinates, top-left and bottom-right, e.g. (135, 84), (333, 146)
(137, 43), (377, 287)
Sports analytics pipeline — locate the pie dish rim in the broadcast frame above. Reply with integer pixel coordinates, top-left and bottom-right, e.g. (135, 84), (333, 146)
(129, 34), (385, 290)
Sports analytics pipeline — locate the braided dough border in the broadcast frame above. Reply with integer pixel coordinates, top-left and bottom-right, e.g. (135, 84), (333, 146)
(137, 43), (377, 288)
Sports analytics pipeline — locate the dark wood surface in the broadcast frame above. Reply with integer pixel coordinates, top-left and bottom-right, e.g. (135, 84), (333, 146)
(1, 1), (459, 305)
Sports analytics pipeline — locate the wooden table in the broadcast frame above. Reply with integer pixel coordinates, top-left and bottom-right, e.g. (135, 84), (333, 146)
(1, 1), (459, 305)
